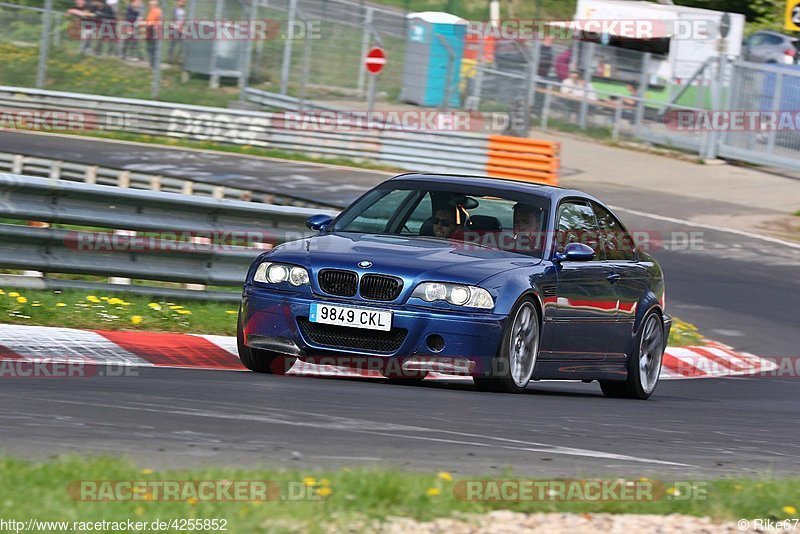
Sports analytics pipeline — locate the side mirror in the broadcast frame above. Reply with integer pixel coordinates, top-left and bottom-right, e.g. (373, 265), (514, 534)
(305, 214), (333, 232)
(554, 242), (595, 262)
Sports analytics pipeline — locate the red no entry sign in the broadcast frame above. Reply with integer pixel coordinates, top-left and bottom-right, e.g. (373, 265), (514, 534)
(365, 47), (386, 75)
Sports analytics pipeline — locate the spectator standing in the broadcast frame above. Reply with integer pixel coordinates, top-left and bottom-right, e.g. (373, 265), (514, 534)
(555, 47), (572, 81)
(168, 0), (186, 64)
(68, 0), (94, 56)
(92, 0), (116, 56)
(145, 0), (163, 68)
(121, 0), (143, 60)
(537, 36), (554, 79)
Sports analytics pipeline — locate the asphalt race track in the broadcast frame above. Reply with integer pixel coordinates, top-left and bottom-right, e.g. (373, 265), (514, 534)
(1, 368), (799, 478)
(2, 131), (800, 478)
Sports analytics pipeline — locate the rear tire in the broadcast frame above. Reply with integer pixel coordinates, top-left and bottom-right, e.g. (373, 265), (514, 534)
(474, 297), (540, 394)
(237, 308), (296, 374)
(600, 309), (664, 399)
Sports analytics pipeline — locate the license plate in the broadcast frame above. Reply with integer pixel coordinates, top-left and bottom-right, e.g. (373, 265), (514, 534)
(309, 303), (392, 331)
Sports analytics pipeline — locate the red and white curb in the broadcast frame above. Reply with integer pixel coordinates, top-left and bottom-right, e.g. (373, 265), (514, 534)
(0, 324), (777, 381)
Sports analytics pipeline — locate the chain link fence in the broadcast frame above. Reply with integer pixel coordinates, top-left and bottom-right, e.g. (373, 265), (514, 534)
(4, 1), (800, 172)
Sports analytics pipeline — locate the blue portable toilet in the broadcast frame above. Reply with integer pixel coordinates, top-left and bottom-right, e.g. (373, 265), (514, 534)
(401, 12), (467, 107)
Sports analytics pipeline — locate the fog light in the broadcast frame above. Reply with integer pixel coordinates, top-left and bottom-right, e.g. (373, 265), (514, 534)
(426, 334), (445, 353)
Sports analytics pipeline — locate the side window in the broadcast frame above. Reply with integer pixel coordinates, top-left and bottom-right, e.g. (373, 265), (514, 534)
(745, 34), (764, 46)
(556, 201), (605, 260)
(764, 34), (784, 45)
(591, 202), (637, 262)
(402, 192), (433, 235)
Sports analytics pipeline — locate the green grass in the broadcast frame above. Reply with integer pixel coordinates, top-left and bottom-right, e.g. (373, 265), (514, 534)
(0, 456), (798, 531)
(2, 286), (707, 347)
(0, 287), (240, 335)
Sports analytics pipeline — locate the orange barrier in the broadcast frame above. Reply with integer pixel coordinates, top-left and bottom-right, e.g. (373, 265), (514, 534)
(485, 135), (560, 186)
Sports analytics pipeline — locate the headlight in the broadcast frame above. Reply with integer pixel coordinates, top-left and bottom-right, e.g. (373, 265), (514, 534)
(411, 282), (494, 309)
(254, 262), (310, 286)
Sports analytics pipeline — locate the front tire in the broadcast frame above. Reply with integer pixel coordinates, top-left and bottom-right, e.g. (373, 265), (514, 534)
(236, 308), (296, 374)
(474, 298), (540, 394)
(600, 309), (664, 399)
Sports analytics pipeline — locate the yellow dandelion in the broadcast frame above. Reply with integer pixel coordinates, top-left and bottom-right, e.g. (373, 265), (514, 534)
(86, 295), (100, 303)
(141, 468), (154, 475)
(148, 303), (162, 310)
(225, 310), (237, 314)
(55, 302), (67, 307)
(8, 292), (20, 298)
(320, 479), (331, 486)
(665, 487), (681, 496)
(108, 297), (124, 305)
(784, 505), (798, 515)
(31, 303), (41, 307)
(169, 305), (183, 310)
(16, 296), (27, 304)
(317, 487), (332, 497)
(302, 477), (317, 487)
(135, 506), (145, 515)
(187, 497), (198, 505)
(131, 315), (143, 325)
(101, 296), (110, 301)
(437, 472), (453, 482)
(0, 289), (5, 294)
(425, 488), (441, 497)
(176, 310), (192, 315)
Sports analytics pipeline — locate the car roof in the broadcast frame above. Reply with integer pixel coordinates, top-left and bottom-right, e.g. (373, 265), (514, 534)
(753, 30), (796, 40)
(387, 172), (603, 205)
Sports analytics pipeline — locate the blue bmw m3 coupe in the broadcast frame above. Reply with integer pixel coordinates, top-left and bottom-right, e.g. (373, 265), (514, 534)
(238, 173), (671, 398)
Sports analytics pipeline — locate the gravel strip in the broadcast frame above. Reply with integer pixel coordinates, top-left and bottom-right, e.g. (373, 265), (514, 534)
(377, 511), (753, 533)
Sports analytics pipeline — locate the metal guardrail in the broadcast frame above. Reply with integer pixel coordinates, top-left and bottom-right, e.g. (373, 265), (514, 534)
(0, 152), (334, 208)
(0, 86), (559, 182)
(0, 173), (338, 299)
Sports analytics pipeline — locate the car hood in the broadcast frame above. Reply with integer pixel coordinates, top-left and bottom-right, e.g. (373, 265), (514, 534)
(268, 233), (541, 286)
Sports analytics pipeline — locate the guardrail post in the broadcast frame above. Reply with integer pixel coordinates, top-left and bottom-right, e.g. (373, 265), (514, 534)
(118, 171), (131, 188)
(213, 186), (225, 199)
(108, 230), (134, 285)
(12, 155), (23, 175)
(182, 181), (194, 195)
(85, 166), (97, 184)
(150, 175), (162, 191)
(49, 161), (62, 180)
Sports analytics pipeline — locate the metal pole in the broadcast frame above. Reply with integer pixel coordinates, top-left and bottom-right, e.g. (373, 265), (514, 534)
(367, 73), (377, 114)
(280, 0), (298, 95)
(436, 34), (455, 111)
(151, 32), (163, 99)
(357, 7), (374, 96)
(209, 0), (225, 89)
(634, 52), (650, 137)
(299, 10), (311, 110)
(578, 43), (595, 130)
(36, 0), (54, 89)
(239, 0), (259, 100)
(523, 40), (541, 136)
(541, 84), (552, 130)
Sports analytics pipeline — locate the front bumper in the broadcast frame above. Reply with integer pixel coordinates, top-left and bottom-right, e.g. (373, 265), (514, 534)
(241, 286), (506, 373)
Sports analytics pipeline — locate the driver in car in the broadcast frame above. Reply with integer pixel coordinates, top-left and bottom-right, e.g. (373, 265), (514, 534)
(433, 208), (458, 239)
(510, 203), (543, 253)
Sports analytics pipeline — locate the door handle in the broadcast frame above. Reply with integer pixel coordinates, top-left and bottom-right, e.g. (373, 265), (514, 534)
(607, 273), (621, 283)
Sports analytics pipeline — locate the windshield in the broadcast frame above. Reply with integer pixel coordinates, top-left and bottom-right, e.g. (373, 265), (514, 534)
(331, 182), (551, 258)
